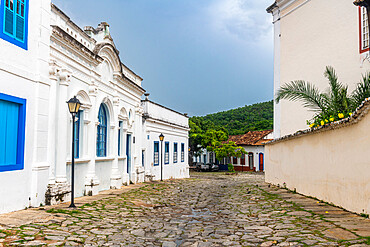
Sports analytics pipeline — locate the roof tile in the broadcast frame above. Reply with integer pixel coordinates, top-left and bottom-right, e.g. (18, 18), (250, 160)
(228, 130), (273, 146)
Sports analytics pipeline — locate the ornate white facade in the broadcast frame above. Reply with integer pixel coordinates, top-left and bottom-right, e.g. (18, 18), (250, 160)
(0, 2), (189, 214)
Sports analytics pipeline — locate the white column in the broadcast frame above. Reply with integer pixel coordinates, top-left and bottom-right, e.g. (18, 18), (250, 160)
(47, 61), (60, 184)
(121, 127), (129, 185)
(110, 95), (121, 188)
(133, 105), (144, 183)
(272, 8), (281, 139)
(55, 69), (70, 184)
(85, 82), (100, 195)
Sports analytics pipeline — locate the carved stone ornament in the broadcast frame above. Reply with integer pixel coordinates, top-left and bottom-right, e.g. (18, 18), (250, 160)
(49, 60), (61, 80)
(89, 81), (98, 96)
(59, 68), (72, 86)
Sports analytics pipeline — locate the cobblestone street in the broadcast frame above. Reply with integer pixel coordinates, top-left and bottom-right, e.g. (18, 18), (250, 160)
(0, 172), (369, 246)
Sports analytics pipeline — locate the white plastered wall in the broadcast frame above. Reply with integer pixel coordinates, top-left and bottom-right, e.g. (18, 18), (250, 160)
(273, 0), (370, 136)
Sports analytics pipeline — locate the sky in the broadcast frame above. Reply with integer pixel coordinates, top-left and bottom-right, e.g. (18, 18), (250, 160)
(52, 0), (274, 117)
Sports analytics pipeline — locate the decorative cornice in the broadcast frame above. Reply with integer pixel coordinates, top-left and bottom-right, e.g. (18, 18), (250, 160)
(51, 25), (104, 64)
(51, 4), (96, 44)
(141, 99), (189, 118)
(145, 116), (190, 131)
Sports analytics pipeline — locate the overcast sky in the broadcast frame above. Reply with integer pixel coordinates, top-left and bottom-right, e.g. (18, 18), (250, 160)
(52, 0), (274, 116)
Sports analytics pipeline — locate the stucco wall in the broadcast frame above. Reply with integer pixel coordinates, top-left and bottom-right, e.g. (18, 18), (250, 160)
(265, 112), (370, 215)
(273, 0), (370, 136)
(143, 100), (190, 181)
(0, 0), (51, 213)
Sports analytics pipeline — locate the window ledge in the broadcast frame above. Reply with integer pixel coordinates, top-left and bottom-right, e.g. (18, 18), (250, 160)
(67, 158), (91, 165)
(96, 157), (115, 162)
(118, 156), (127, 160)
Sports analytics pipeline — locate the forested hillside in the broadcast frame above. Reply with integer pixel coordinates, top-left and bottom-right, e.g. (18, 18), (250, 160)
(191, 101), (273, 135)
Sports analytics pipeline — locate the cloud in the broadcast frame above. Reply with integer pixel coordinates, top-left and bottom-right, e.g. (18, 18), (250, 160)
(208, 0), (273, 44)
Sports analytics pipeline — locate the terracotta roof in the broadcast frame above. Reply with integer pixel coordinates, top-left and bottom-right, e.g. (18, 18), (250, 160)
(268, 97), (370, 145)
(228, 130), (273, 146)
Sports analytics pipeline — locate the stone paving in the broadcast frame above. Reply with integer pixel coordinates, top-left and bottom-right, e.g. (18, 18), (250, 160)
(0, 172), (369, 246)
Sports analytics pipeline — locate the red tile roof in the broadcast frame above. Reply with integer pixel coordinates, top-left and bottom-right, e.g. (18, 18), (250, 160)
(228, 130), (273, 146)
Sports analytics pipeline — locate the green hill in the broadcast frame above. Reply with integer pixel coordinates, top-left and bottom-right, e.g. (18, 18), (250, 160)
(191, 101), (273, 135)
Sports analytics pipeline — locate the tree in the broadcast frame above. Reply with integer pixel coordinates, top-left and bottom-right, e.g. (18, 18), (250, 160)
(276, 66), (370, 127)
(189, 118), (246, 166)
(212, 141), (246, 162)
(189, 101), (273, 136)
(189, 120), (203, 157)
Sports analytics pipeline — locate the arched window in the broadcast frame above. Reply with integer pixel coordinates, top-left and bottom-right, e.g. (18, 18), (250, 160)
(97, 104), (108, 157)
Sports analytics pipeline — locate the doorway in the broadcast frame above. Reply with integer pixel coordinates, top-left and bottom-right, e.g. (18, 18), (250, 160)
(248, 153), (254, 170)
(126, 134), (131, 179)
(259, 153), (264, 171)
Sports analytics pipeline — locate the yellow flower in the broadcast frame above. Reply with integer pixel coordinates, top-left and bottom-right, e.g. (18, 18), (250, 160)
(329, 117), (334, 122)
(321, 120), (325, 126)
(309, 123), (315, 128)
(325, 119), (328, 123)
(325, 211), (329, 214)
(349, 113), (352, 116)
(338, 113), (344, 119)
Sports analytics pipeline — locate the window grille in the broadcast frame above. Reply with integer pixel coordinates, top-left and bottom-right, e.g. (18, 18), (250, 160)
(173, 143), (178, 163)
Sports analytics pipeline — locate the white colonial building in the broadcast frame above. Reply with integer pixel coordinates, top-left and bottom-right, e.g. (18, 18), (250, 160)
(265, 0), (370, 214)
(0, 1), (189, 214)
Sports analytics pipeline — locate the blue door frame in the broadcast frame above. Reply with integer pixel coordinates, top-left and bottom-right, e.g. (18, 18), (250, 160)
(126, 134), (131, 179)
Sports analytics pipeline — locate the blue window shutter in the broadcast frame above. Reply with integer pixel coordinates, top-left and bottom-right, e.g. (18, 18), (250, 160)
(97, 104), (107, 157)
(5, 102), (19, 165)
(0, 100), (19, 166)
(0, 101), (7, 165)
(74, 111), (80, 159)
(15, 15), (24, 41)
(14, 0), (25, 41)
(4, 7), (14, 35)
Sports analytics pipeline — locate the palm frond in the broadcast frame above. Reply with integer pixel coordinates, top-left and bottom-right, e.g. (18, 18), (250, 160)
(351, 72), (370, 108)
(324, 66), (349, 113)
(275, 80), (328, 112)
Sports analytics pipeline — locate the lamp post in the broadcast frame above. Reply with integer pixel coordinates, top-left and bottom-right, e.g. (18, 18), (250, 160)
(67, 96), (81, 208)
(159, 133), (164, 181)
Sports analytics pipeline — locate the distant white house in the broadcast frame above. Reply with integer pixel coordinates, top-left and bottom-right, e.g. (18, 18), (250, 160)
(227, 130), (273, 172)
(0, 1), (189, 214)
(193, 130), (273, 172)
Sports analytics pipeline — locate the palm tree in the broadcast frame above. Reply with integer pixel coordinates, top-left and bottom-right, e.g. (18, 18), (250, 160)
(351, 72), (370, 108)
(275, 66), (370, 126)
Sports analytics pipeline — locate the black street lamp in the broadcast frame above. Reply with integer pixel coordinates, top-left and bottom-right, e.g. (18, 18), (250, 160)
(159, 133), (164, 181)
(67, 96), (81, 208)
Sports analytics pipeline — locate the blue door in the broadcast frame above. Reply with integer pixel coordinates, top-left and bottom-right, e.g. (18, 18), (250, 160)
(126, 134), (131, 179)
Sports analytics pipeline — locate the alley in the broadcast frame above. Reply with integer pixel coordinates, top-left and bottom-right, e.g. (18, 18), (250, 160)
(0, 173), (369, 246)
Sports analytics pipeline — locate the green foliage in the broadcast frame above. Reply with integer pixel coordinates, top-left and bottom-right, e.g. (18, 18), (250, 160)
(212, 141), (246, 161)
(189, 101), (271, 162)
(202, 129), (228, 150)
(189, 119), (246, 162)
(190, 101), (273, 136)
(227, 163), (235, 172)
(276, 66), (370, 128)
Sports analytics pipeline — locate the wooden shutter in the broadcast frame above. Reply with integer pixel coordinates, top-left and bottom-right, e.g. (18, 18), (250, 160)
(4, 5), (14, 35)
(0, 100), (19, 166)
(15, 15), (24, 41)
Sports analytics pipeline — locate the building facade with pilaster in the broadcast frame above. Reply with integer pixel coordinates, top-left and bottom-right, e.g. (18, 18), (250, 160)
(0, 2), (189, 214)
